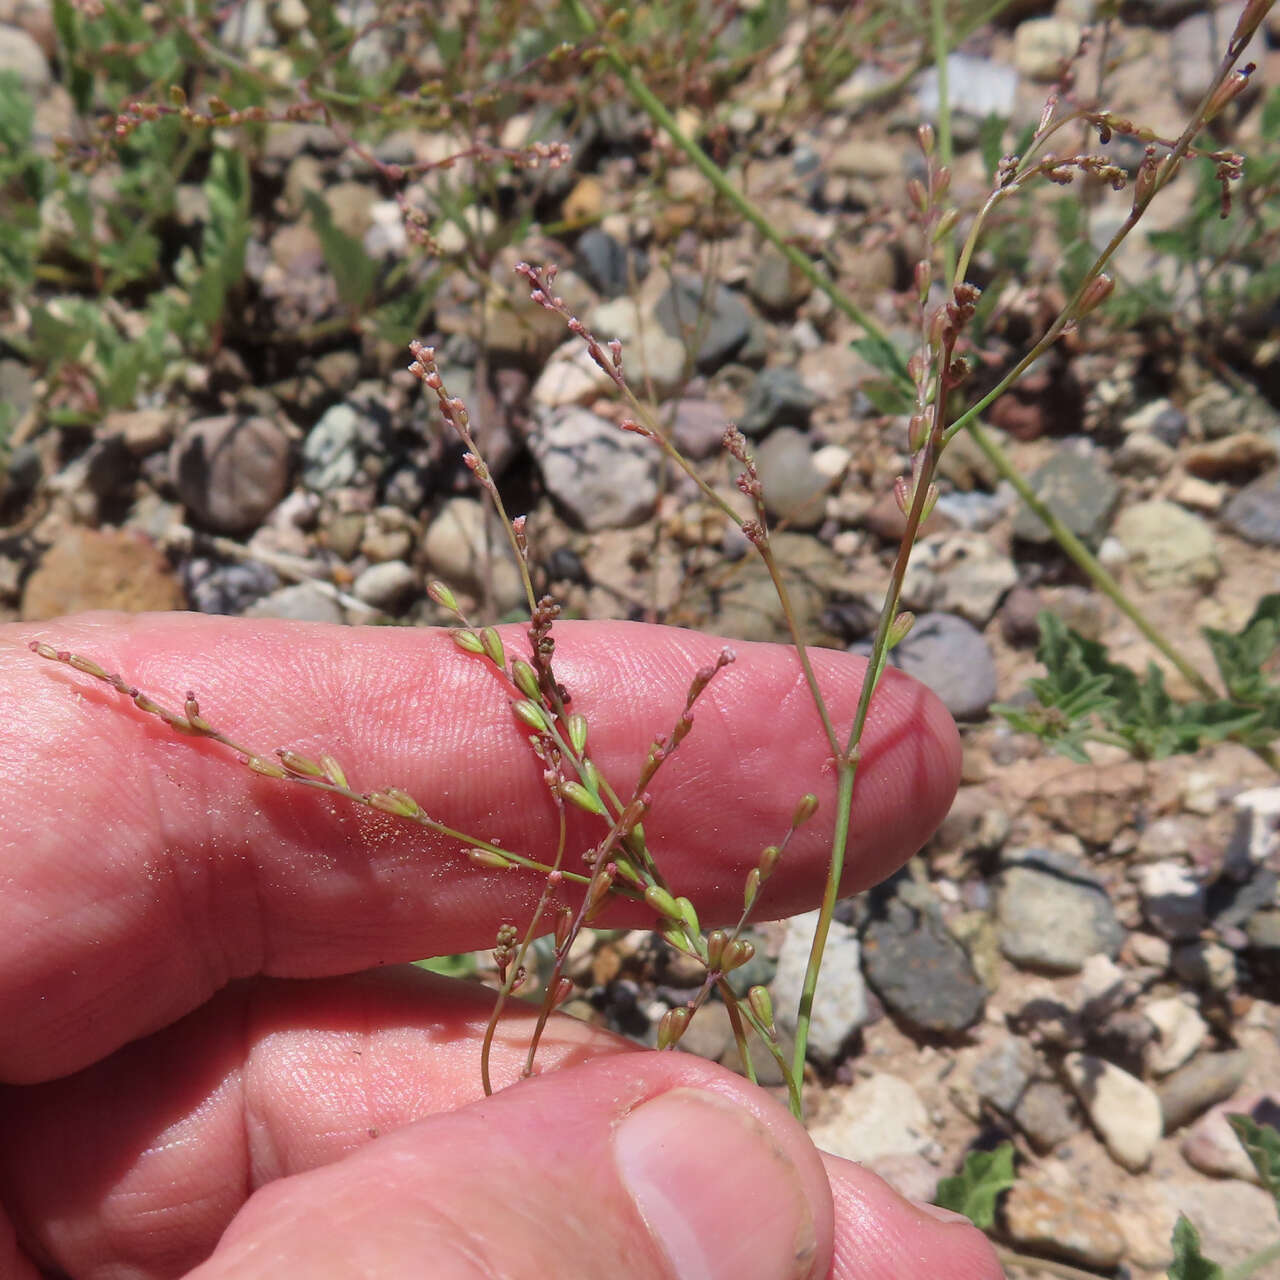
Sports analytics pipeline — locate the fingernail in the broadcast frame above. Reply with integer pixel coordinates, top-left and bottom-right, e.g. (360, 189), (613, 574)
(614, 1088), (816, 1280)
(913, 1200), (973, 1226)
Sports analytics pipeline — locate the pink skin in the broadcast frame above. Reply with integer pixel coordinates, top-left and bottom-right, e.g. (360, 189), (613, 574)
(0, 613), (1004, 1279)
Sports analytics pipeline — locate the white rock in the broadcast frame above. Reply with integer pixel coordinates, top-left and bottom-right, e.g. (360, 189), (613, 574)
(532, 340), (616, 409)
(531, 408), (659, 532)
(1137, 861), (1206, 941)
(1144, 996), (1207, 1076)
(771, 909), (868, 1065)
(808, 1073), (932, 1163)
(1064, 1052), (1163, 1172)
(1224, 786), (1280, 877)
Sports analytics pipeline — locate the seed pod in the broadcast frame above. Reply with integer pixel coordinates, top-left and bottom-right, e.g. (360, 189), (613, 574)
(676, 896), (700, 936)
(512, 659), (540, 700)
(1077, 273), (1114, 319)
(277, 749), (325, 778)
(320, 754), (348, 788)
(247, 755), (288, 779)
(744, 866), (762, 909)
(469, 848), (512, 870)
(644, 883), (682, 921)
(706, 929), (728, 969)
(554, 908), (573, 950)
(480, 627), (505, 668)
(68, 654), (110, 681)
(562, 780), (606, 816)
(550, 976), (574, 1008)
(513, 700), (549, 732)
(748, 985), (775, 1031)
(657, 1006), (692, 1050)
(792, 794), (819, 827)
(427, 580), (459, 613)
(723, 939), (755, 971)
(452, 629), (485, 655)
(369, 788), (421, 818)
(567, 712), (589, 755)
(759, 845), (781, 880)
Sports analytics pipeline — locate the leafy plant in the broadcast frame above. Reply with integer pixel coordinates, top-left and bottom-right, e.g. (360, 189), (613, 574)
(996, 600), (1280, 763)
(933, 1144), (1016, 1231)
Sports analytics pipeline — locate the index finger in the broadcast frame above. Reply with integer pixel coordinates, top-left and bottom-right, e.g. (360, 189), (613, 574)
(0, 612), (959, 1082)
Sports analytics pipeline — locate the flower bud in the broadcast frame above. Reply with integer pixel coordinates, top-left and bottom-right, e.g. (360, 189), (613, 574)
(1077, 273), (1114, 318)
(567, 712), (589, 755)
(427, 580), (459, 612)
(452, 628), (485, 654)
(886, 611), (916, 650)
(917, 122), (935, 157)
(792, 793), (819, 826)
(644, 883), (682, 920)
(513, 699), (549, 732)
(480, 627), (505, 668)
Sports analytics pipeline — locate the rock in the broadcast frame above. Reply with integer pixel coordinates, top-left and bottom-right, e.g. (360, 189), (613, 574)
(1210, 866), (1277, 932)
(971, 1037), (1037, 1115)
(243, 581), (344, 624)
(170, 414), (292, 535)
(669, 397), (728, 460)
(531, 408), (659, 531)
(771, 909), (868, 1066)
(886, 612), (998, 721)
(1112, 500), (1219, 589)
(301, 403), (365, 492)
(900, 532), (1018, 627)
(998, 848), (1124, 973)
(683, 531), (844, 645)
(1184, 432), (1277, 483)
(1013, 17), (1082, 81)
(21, 528), (184, 620)
(1171, 940), (1237, 994)
(574, 227), (632, 297)
(1182, 1093), (1280, 1182)
(738, 368), (818, 437)
(747, 244), (812, 313)
(864, 1153), (938, 1205)
(1158, 1049), (1251, 1131)
(1171, 2), (1262, 107)
(184, 559), (279, 615)
(1011, 448), (1118, 548)
(999, 584), (1044, 647)
(676, 999), (791, 1086)
(1246, 909), (1280, 978)
(531, 341), (616, 409)
(1114, 431), (1175, 477)
(1063, 1052), (1163, 1171)
(753, 426), (828, 529)
(1224, 787), (1280, 878)
(654, 275), (753, 373)
(1144, 996), (1208, 1076)
(352, 560), (418, 612)
(0, 22), (50, 96)
(807, 1073), (933, 1163)
(916, 53), (1017, 120)
(1138, 860), (1207, 941)
(861, 884), (986, 1035)
(1003, 1183), (1125, 1270)
(1014, 1080), (1081, 1153)
(589, 297), (687, 394)
(1222, 470), (1280, 546)
(931, 785), (1010, 856)
(421, 497), (525, 612)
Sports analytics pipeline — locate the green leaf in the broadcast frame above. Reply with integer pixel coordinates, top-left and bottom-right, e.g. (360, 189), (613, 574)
(304, 190), (377, 312)
(1168, 1215), (1225, 1280)
(1203, 595), (1280, 705)
(933, 1144), (1015, 1230)
(1227, 1116), (1280, 1215)
(414, 953), (478, 979)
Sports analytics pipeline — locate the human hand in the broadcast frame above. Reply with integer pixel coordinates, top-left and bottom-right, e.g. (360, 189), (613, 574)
(0, 613), (1003, 1279)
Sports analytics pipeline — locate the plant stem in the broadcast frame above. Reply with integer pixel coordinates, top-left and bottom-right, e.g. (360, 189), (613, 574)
(1224, 1238), (1280, 1280)
(565, 0), (907, 385)
(961, 419), (1219, 700)
(928, 0), (956, 285)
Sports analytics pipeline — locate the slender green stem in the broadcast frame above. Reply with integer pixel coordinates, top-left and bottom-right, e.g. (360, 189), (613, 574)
(962, 419), (1218, 700)
(1224, 1238), (1280, 1280)
(565, 0), (907, 386)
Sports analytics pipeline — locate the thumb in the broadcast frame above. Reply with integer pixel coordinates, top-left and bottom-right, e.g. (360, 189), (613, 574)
(186, 1053), (833, 1280)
